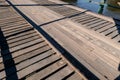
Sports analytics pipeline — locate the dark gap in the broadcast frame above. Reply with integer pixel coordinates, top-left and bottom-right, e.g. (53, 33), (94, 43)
(1, 41), (45, 57)
(7, 31), (36, 41)
(86, 19), (103, 26)
(41, 64), (67, 80)
(2, 23), (29, 31)
(8, 34), (39, 44)
(4, 27), (32, 35)
(95, 22), (111, 31)
(0, 17), (24, 25)
(1, 21), (26, 29)
(62, 71), (75, 80)
(2, 53), (57, 79)
(5, 27), (34, 38)
(13, 44), (49, 59)
(21, 58), (62, 80)
(27, 49), (53, 60)
(90, 21), (108, 29)
(0, 44), (50, 67)
(105, 29), (117, 36)
(99, 26), (115, 33)
(17, 53), (57, 72)
(0, 21), (25, 28)
(76, 17), (96, 23)
(111, 34), (119, 39)
(78, 17), (97, 23)
(9, 36), (40, 48)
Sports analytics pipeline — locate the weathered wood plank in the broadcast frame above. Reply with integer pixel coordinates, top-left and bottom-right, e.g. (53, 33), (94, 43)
(66, 72), (84, 80)
(3, 24), (30, 34)
(25, 59), (67, 80)
(1, 21), (28, 29)
(6, 30), (35, 41)
(2, 54), (61, 79)
(0, 45), (51, 71)
(0, 39), (44, 57)
(8, 35), (40, 48)
(0, 41), (47, 63)
(0, 50), (56, 79)
(46, 66), (74, 80)
(7, 32), (38, 44)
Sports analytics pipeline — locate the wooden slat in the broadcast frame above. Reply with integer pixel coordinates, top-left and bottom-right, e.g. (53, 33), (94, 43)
(6, 30), (35, 40)
(2, 54), (61, 79)
(66, 72), (84, 80)
(7, 32), (38, 44)
(45, 66), (74, 80)
(0, 39), (44, 57)
(0, 45), (51, 71)
(0, 50), (56, 79)
(0, 41), (48, 63)
(25, 59), (67, 80)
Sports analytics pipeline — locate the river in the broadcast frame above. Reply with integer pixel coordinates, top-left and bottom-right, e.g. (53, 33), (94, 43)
(61, 0), (120, 20)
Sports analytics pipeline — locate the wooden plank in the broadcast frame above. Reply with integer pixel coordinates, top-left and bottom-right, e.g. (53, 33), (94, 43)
(8, 35), (40, 48)
(0, 50), (56, 79)
(97, 24), (115, 33)
(6, 30), (35, 41)
(0, 15), (21, 21)
(107, 30), (119, 38)
(4, 27), (33, 37)
(80, 17), (99, 24)
(7, 32), (38, 44)
(75, 16), (96, 23)
(53, 22), (119, 69)
(93, 22), (112, 30)
(70, 13), (89, 21)
(45, 66), (74, 80)
(113, 35), (120, 42)
(2, 54), (61, 79)
(87, 20), (108, 29)
(25, 59), (67, 80)
(0, 16), (24, 25)
(41, 25), (105, 79)
(83, 19), (103, 26)
(0, 41), (47, 63)
(3, 25), (31, 34)
(0, 12), (18, 19)
(0, 39), (44, 57)
(101, 27), (117, 36)
(13, 46), (52, 65)
(1, 21), (28, 29)
(41, 20), (119, 79)
(66, 72), (84, 80)
(0, 45), (51, 71)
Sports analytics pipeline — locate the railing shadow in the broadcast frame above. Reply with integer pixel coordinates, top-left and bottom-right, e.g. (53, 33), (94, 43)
(0, 28), (18, 80)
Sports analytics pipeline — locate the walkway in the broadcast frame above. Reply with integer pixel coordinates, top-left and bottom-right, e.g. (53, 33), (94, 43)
(0, 0), (86, 80)
(1, 0), (120, 79)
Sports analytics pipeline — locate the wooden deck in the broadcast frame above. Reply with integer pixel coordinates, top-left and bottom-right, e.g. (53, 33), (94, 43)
(0, 0), (87, 80)
(1, 0), (120, 80)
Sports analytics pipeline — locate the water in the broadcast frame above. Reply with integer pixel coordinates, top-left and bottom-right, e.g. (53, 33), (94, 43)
(61, 0), (120, 19)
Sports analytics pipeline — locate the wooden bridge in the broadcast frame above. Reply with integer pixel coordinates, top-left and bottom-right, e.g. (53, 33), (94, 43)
(0, 0), (120, 80)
